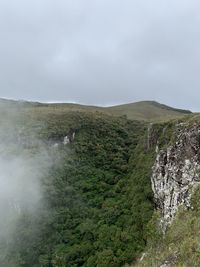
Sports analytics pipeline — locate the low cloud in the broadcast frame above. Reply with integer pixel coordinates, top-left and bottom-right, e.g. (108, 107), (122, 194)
(0, 107), (51, 243)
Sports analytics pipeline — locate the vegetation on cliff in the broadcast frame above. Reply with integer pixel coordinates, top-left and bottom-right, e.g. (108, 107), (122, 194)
(134, 187), (200, 267)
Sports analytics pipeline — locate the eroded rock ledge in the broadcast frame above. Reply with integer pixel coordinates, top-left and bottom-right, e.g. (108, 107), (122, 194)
(151, 123), (200, 231)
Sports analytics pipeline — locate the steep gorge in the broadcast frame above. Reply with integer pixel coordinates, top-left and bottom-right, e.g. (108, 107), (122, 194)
(0, 108), (155, 267)
(1, 102), (200, 267)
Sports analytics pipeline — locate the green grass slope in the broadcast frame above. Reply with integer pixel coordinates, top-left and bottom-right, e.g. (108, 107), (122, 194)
(0, 98), (191, 122)
(105, 101), (191, 121)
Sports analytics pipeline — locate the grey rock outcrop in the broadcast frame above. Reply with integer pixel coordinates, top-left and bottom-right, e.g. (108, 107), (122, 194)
(151, 123), (200, 230)
(63, 130), (75, 145)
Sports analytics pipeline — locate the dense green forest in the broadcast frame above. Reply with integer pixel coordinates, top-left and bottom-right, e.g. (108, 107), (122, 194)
(0, 108), (155, 267)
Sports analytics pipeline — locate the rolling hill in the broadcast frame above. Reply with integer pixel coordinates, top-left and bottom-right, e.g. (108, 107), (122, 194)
(105, 101), (192, 121)
(0, 98), (192, 122)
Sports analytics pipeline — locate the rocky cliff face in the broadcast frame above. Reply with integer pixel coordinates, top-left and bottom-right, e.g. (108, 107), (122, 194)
(151, 123), (200, 230)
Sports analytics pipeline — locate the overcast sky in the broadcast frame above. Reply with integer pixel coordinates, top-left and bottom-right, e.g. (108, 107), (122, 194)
(0, 0), (200, 110)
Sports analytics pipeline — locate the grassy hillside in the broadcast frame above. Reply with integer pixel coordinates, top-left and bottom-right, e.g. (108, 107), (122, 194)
(105, 101), (191, 121)
(0, 98), (191, 122)
(41, 100), (192, 122)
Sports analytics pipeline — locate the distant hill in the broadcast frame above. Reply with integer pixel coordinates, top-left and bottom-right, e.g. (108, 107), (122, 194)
(104, 101), (192, 121)
(0, 98), (192, 122)
(37, 100), (192, 122)
(0, 98), (42, 108)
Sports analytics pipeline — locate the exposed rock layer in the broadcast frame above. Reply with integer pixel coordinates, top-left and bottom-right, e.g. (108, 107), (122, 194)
(151, 123), (200, 230)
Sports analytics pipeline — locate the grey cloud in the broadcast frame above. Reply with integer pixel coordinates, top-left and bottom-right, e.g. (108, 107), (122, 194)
(0, 0), (200, 110)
